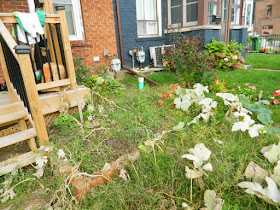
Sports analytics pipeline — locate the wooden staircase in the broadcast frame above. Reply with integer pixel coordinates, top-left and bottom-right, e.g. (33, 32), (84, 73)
(0, 89), (39, 175)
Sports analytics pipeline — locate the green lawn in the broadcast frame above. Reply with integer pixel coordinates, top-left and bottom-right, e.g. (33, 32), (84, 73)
(217, 69), (280, 122)
(245, 53), (280, 70)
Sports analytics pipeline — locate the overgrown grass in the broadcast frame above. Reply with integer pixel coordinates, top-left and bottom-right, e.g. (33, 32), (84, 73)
(246, 54), (280, 70)
(1, 72), (279, 209)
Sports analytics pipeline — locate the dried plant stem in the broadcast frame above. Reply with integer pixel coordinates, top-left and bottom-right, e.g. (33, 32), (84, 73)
(91, 91), (126, 111)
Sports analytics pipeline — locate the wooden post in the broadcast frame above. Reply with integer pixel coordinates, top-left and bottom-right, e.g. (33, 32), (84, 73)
(57, 7), (77, 90)
(15, 45), (49, 146)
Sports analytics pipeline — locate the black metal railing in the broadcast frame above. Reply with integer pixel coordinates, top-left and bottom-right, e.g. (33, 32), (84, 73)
(0, 34), (31, 112)
(247, 34), (280, 53)
(12, 22), (68, 84)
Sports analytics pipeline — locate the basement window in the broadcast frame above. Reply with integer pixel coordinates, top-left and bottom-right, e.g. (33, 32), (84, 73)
(52, 0), (84, 41)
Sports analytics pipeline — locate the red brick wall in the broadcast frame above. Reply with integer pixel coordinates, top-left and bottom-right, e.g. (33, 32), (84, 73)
(0, 0), (29, 84)
(254, 0), (280, 35)
(0, 0), (118, 85)
(71, 0), (118, 70)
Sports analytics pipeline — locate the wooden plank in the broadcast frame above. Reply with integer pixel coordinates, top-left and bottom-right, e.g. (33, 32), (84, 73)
(0, 102), (21, 115)
(58, 10), (77, 90)
(18, 118), (37, 151)
(0, 14), (60, 24)
(40, 87), (91, 115)
(17, 53), (49, 146)
(0, 128), (36, 149)
(0, 111), (26, 125)
(36, 79), (70, 91)
(0, 149), (44, 176)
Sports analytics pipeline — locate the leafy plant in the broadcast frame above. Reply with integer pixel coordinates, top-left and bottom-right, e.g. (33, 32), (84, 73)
(88, 75), (125, 96)
(74, 57), (93, 86)
(164, 37), (215, 88)
(239, 95), (274, 125)
(204, 39), (245, 71)
(209, 76), (228, 94)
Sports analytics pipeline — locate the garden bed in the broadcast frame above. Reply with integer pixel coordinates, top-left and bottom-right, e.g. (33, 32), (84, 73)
(1, 70), (280, 209)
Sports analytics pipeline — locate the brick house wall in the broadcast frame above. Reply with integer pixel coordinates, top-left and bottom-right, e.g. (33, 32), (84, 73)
(254, 0), (280, 35)
(0, 0), (29, 84)
(72, 0), (118, 68)
(0, 0), (118, 85)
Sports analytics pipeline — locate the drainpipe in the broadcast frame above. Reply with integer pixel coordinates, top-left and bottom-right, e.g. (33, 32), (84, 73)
(115, 0), (161, 86)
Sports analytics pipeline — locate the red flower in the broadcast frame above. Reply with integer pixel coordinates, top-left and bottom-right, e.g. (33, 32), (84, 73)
(273, 99), (279, 105)
(273, 92), (280, 96)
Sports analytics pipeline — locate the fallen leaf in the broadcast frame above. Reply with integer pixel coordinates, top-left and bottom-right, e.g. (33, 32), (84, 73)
(119, 169), (130, 182)
(57, 149), (66, 159)
(173, 122), (185, 131)
(213, 139), (223, 145)
(185, 166), (204, 179)
(102, 163), (112, 172)
(243, 161), (268, 183)
(261, 143), (280, 163)
(33, 168), (44, 179)
(202, 163), (213, 172)
(271, 160), (280, 186)
(238, 176), (280, 205)
(182, 143), (211, 168)
(201, 190), (224, 210)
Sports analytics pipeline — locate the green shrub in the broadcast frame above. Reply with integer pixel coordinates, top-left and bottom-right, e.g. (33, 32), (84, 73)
(164, 37), (215, 88)
(88, 75), (125, 95)
(204, 39), (245, 71)
(74, 57), (93, 86)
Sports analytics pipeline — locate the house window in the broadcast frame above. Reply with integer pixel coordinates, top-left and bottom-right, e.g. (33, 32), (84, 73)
(245, 3), (252, 26)
(52, 0), (84, 41)
(267, 5), (272, 16)
(136, 0), (162, 37)
(167, 0), (198, 28)
(208, 1), (218, 24)
(263, 25), (273, 29)
(231, 0), (241, 25)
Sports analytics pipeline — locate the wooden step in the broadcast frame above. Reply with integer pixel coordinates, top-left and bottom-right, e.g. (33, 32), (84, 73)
(0, 102), (21, 115)
(0, 111), (26, 125)
(0, 128), (36, 149)
(0, 148), (44, 176)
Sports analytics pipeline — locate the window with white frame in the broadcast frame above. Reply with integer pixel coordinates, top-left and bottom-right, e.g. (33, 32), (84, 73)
(136, 0), (162, 37)
(208, 0), (218, 24)
(231, 0), (241, 25)
(167, 0), (198, 28)
(52, 0), (84, 41)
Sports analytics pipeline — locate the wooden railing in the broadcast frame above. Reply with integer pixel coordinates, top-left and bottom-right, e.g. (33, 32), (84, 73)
(0, 9), (77, 145)
(0, 10), (76, 92)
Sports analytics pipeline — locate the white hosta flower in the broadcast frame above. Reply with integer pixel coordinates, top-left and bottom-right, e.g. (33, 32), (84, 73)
(193, 83), (209, 93)
(238, 176), (280, 205)
(175, 86), (186, 97)
(182, 143), (211, 168)
(232, 122), (250, 132)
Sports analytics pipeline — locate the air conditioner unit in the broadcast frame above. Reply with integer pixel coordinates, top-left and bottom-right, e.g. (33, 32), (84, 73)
(149, 45), (172, 67)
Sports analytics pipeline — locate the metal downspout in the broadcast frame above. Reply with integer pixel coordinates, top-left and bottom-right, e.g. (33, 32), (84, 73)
(115, 0), (161, 86)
